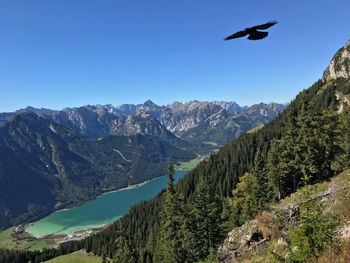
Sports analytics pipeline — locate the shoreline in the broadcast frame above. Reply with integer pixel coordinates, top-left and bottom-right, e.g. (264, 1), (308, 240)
(100, 179), (152, 196)
(21, 160), (196, 228)
(0, 168), (192, 250)
(34, 172), (168, 217)
(25, 169), (190, 238)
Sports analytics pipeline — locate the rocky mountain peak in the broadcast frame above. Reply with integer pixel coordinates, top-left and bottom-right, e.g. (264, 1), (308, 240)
(129, 109), (152, 119)
(114, 104), (137, 116)
(0, 100), (286, 148)
(212, 101), (243, 113)
(139, 100), (163, 118)
(140, 100), (161, 110)
(167, 100), (223, 113)
(5, 112), (63, 140)
(142, 99), (157, 107)
(323, 40), (350, 82)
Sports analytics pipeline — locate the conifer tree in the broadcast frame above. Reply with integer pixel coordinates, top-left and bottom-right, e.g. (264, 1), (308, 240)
(113, 222), (138, 263)
(231, 147), (271, 226)
(267, 106), (301, 200)
(188, 175), (223, 260)
(287, 186), (338, 262)
(337, 107), (350, 170)
(267, 139), (285, 201)
(231, 172), (259, 225)
(154, 163), (185, 263)
(296, 108), (337, 184)
(251, 147), (270, 209)
(268, 106), (338, 199)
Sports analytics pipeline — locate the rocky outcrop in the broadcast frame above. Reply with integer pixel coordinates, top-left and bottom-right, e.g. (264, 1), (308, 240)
(323, 40), (350, 81)
(336, 91), (350, 113)
(157, 101), (285, 145)
(218, 219), (263, 263)
(218, 212), (279, 263)
(219, 171), (350, 263)
(110, 109), (188, 148)
(212, 101), (243, 113)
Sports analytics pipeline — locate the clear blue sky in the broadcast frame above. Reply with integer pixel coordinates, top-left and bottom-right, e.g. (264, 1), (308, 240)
(0, 0), (350, 112)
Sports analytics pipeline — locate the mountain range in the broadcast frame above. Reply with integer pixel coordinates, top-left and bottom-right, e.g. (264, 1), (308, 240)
(0, 100), (284, 228)
(0, 113), (195, 227)
(69, 39), (349, 263)
(0, 36), (349, 263)
(0, 100), (285, 149)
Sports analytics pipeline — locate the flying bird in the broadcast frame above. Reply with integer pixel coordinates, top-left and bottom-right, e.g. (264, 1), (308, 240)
(224, 20), (278, 41)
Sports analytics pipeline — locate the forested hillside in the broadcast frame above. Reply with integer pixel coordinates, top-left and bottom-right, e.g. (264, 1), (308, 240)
(76, 77), (347, 263)
(71, 42), (350, 263)
(1, 42), (349, 263)
(0, 113), (195, 228)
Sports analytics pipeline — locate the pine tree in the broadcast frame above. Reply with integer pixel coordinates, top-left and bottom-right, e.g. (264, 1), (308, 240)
(188, 175), (223, 260)
(336, 107), (350, 170)
(231, 146), (271, 226)
(287, 186), (338, 262)
(154, 163), (185, 263)
(252, 147), (270, 210)
(296, 108), (337, 184)
(113, 222), (138, 263)
(267, 139), (284, 201)
(230, 172), (259, 225)
(267, 107), (301, 200)
(267, 106), (338, 199)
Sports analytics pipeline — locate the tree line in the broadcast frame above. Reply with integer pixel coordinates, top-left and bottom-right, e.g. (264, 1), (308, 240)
(1, 78), (350, 262)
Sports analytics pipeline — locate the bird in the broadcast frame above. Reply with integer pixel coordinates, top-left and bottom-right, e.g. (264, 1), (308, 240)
(224, 20), (278, 41)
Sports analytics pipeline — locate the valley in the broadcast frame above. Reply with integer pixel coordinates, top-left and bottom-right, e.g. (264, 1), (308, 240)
(0, 99), (283, 231)
(0, 170), (188, 250)
(26, 170), (187, 238)
(0, 97), (284, 260)
(0, 113), (195, 228)
(35, 40), (348, 263)
(1, 1), (349, 262)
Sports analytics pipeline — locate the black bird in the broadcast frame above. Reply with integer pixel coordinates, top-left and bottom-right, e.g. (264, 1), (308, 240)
(224, 20), (278, 41)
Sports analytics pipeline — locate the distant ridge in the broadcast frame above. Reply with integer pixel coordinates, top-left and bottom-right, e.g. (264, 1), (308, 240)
(0, 100), (286, 148)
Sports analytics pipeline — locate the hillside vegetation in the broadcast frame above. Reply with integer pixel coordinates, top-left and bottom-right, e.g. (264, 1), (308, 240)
(69, 41), (349, 263)
(219, 169), (350, 262)
(44, 250), (101, 263)
(0, 41), (349, 263)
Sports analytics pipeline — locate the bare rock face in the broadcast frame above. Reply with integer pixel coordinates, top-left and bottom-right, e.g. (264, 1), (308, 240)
(0, 100), (286, 149)
(112, 109), (177, 143)
(160, 101), (225, 134)
(218, 219), (268, 263)
(218, 212), (282, 263)
(323, 40), (350, 82)
(339, 224), (350, 239)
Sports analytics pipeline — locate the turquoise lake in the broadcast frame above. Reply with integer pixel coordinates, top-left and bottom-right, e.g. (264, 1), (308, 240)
(26, 170), (187, 238)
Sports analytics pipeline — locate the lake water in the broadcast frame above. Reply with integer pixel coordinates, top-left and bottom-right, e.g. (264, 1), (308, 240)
(26, 170), (187, 238)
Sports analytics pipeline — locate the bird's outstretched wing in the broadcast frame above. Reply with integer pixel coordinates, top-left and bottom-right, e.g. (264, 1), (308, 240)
(224, 29), (248, 41)
(250, 20), (278, 30)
